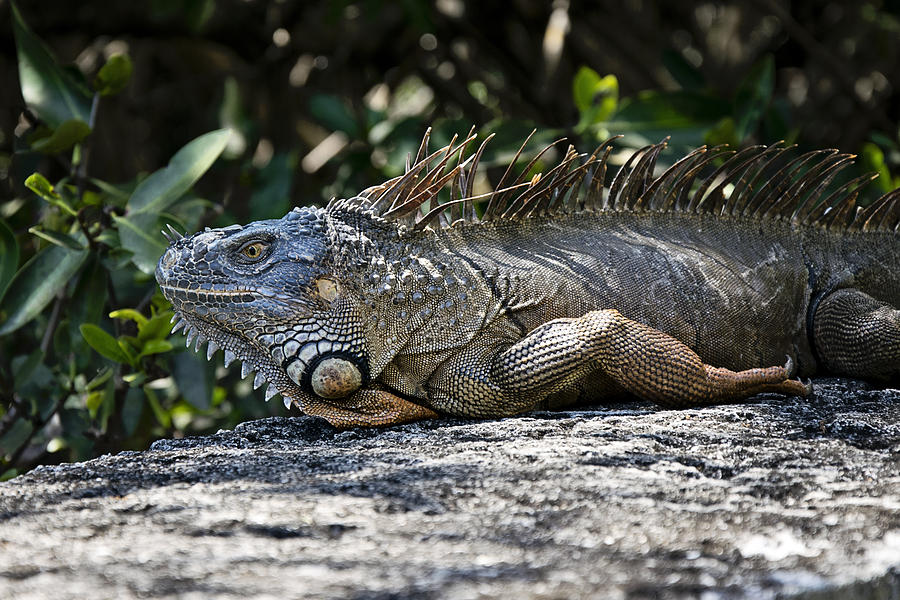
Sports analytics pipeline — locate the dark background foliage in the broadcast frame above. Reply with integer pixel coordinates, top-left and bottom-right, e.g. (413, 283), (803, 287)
(1, 0), (899, 476)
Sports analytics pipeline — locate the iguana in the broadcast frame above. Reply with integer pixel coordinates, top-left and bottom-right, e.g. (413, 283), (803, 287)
(155, 131), (900, 428)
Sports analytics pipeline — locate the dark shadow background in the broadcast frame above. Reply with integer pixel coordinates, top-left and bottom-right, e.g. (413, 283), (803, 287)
(3, 0), (900, 211)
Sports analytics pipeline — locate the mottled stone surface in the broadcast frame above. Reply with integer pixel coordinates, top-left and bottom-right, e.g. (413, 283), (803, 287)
(1, 379), (898, 599)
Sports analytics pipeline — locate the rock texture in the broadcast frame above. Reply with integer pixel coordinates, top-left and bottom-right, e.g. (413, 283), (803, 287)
(0, 379), (898, 599)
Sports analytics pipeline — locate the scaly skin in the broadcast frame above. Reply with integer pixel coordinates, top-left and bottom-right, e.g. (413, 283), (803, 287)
(156, 136), (900, 428)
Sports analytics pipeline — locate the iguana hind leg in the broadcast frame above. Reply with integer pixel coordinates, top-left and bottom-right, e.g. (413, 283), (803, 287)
(495, 309), (807, 408)
(428, 309), (807, 417)
(813, 289), (900, 381)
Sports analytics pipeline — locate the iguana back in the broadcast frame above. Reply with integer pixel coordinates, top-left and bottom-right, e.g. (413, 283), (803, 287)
(437, 209), (899, 374)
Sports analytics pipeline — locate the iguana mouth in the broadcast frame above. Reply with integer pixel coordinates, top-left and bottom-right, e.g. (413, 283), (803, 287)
(160, 285), (257, 300)
(169, 310), (298, 408)
(159, 284), (302, 304)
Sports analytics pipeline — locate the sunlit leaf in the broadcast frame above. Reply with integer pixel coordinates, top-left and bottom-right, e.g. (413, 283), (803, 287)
(0, 244), (88, 335)
(24, 172), (59, 200)
(573, 67), (618, 128)
(11, 2), (91, 128)
(85, 391), (105, 418)
(30, 119), (91, 154)
(861, 142), (894, 193)
(573, 66), (601, 113)
(94, 53), (133, 96)
(109, 308), (149, 328)
(24, 173), (77, 216)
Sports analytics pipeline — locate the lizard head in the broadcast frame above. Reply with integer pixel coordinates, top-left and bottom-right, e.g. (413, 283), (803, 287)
(155, 206), (369, 408)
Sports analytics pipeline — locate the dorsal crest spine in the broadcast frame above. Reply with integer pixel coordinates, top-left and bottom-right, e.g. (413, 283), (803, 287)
(326, 128), (900, 234)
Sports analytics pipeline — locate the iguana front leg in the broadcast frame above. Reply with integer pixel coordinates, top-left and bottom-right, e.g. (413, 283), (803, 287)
(427, 309), (808, 418)
(290, 388), (439, 429)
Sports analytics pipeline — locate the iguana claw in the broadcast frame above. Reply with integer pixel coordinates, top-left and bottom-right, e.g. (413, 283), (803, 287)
(784, 355), (795, 378)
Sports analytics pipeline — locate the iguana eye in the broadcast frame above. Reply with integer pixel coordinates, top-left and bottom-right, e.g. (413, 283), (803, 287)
(240, 241), (267, 260)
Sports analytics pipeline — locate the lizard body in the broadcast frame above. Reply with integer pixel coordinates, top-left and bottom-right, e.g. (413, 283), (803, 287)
(156, 134), (900, 427)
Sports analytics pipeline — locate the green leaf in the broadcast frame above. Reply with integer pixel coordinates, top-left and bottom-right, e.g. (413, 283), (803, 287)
(734, 55), (775, 141)
(704, 117), (738, 148)
(94, 229), (121, 248)
(11, 2), (91, 128)
(127, 129), (231, 215)
(0, 469), (20, 482)
(138, 310), (175, 343)
(173, 350), (214, 410)
(0, 244), (88, 336)
(0, 419), (33, 458)
(94, 53), (133, 96)
(309, 94), (359, 137)
(28, 227), (84, 250)
(85, 366), (113, 391)
(143, 386), (171, 428)
(608, 90), (730, 131)
(0, 219), (19, 302)
(97, 379), (116, 431)
(68, 255), (108, 330)
(12, 350), (44, 386)
(90, 177), (134, 206)
(137, 339), (174, 359)
(121, 387), (144, 436)
(112, 212), (167, 274)
(662, 50), (705, 90)
(80, 324), (131, 364)
(30, 119), (92, 154)
(123, 372), (146, 386)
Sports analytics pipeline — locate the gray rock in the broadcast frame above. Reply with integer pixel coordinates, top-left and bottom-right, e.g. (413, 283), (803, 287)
(0, 379), (898, 599)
